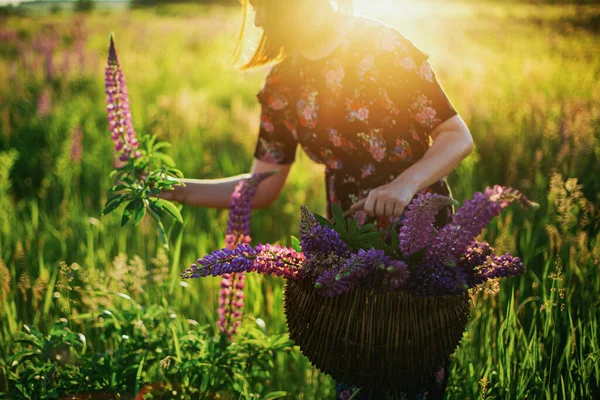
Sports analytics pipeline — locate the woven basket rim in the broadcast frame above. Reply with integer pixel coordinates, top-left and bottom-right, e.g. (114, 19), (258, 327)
(288, 276), (472, 302)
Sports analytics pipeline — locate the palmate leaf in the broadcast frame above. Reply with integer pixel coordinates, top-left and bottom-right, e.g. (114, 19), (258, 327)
(358, 223), (376, 233)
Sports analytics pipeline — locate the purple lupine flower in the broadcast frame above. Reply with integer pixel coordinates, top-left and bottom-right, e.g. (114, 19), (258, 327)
(300, 205), (351, 277)
(458, 241), (494, 287)
(472, 253), (525, 286)
(181, 243), (305, 280)
(105, 35), (140, 162)
(218, 170), (278, 339)
(315, 248), (407, 297)
(404, 262), (469, 298)
(398, 192), (454, 258)
(216, 274), (246, 338)
(226, 171), (278, 246)
(386, 259), (410, 290)
(425, 185), (536, 267)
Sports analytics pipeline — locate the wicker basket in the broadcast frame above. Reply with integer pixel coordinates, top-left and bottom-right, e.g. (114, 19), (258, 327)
(283, 277), (472, 390)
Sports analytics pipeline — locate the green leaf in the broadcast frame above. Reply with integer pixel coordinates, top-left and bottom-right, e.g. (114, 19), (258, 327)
(357, 223), (376, 234)
(167, 168), (184, 178)
(314, 213), (333, 228)
(347, 217), (358, 237)
(147, 203), (170, 249)
(155, 153), (175, 167)
(121, 201), (138, 227)
(356, 231), (385, 241)
(331, 203), (346, 230)
(263, 392), (288, 400)
(109, 184), (129, 193)
(146, 133), (158, 149)
(290, 236), (302, 252)
(134, 203), (146, 226)
(152, 142), (171, 151)
(132, 157), (147, 169)
(102, 195), (124, 216)
(134, 355), (146, 395)
(390, 227), (400, 249)
(155, 199), (183, 224)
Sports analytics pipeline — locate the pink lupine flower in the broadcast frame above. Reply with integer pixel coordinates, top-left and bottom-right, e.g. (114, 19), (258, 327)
(216, 171), (277, 340)
(105, 35), (140, 162)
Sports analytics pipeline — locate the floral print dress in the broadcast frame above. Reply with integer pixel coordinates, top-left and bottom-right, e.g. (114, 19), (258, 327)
(253, 16), (458, 399)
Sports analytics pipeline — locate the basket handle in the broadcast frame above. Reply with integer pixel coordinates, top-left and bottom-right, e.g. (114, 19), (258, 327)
(328, 198), (366, 224)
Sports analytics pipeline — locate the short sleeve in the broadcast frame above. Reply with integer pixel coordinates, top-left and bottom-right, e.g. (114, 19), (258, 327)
(253, 65), (298, 165)
(374, 26), (458, 136)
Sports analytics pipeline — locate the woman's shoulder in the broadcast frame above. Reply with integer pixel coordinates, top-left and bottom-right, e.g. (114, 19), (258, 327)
(349, 16), (429, 63)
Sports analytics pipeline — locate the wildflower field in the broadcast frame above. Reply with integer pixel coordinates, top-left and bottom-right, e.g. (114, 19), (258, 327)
(0, 1), (599, 398)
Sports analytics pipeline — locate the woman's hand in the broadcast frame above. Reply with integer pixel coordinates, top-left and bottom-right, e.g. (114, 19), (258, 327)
(356, 116), (473, 218)
(157, 186), (183, 202)
(357, 178), (418, 217)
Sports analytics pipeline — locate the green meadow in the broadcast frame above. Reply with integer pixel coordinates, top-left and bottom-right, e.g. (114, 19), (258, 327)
(0, 1), (599, 398)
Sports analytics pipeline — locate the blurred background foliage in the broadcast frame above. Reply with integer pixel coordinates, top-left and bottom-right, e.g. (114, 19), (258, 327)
(0, 0), (599, 398)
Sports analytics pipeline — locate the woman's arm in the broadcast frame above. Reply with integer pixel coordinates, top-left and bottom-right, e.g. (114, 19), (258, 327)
(363, 115), (474, 217)
(159, 159), (292, 210)
(396, 114), (473, 193)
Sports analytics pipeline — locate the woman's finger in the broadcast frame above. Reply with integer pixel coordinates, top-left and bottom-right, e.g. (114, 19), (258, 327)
(392, 201), (406, 216)
(385, 202), (396, 217)
(364, 192), (377, 216)
(375, 196), (386, 216)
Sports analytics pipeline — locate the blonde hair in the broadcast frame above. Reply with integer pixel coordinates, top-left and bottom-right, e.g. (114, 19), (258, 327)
(233, 0), (353, 70)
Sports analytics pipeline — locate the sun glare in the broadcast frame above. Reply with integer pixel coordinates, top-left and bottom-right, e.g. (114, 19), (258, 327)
(352, 0), (426, 21)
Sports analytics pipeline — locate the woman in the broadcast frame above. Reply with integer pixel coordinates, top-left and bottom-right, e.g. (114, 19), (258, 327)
(161, 0), (474, 398)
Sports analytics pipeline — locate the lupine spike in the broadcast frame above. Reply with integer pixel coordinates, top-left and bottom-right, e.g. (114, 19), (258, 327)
(181, 243), (305, 280)
(397, 192), (455, 258)
(215, 170), (278, 340)
(299, 205), (351, 277)
(425, 185), (536, 266)
(314, 249), (408, 297)
(473, 253), (525, 283)
(105, 34), (140, 161)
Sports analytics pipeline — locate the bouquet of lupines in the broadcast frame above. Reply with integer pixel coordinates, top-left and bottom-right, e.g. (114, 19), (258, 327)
(102, 35), (184, 248)
(182, 183), (538, 298)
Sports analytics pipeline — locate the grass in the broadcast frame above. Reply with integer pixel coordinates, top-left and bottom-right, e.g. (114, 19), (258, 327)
(0, 0), (599, 398)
